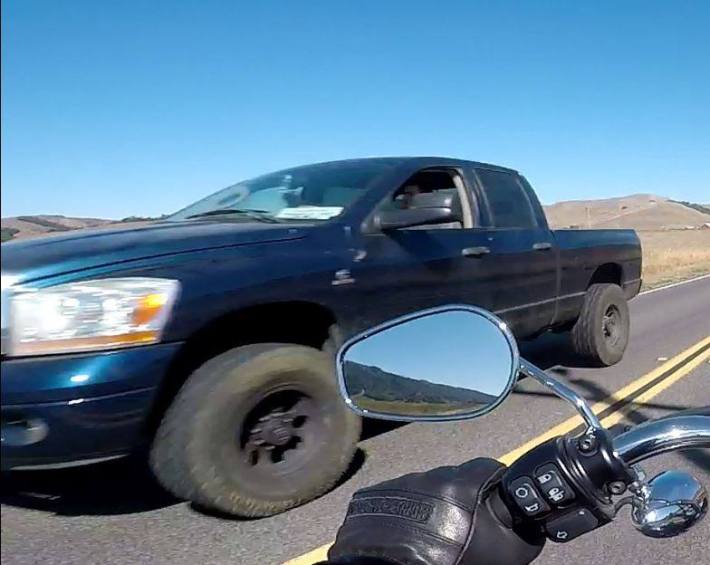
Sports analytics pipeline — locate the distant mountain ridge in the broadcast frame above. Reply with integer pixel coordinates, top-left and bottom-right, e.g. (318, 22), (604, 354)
(2, 194), (709, 242)
(343, 361), (498, 406)
(1, 214), (166, 242)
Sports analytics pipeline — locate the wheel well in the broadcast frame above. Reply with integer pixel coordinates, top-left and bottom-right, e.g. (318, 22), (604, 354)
(144, 301), (337, 436)
(588, 263), (623, 287)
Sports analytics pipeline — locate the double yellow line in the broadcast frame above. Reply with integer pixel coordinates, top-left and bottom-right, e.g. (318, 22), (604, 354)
(284, 336), (710, 565)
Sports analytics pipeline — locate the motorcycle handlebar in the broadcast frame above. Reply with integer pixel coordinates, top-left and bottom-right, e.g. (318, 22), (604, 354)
(611, 415), (710, 465)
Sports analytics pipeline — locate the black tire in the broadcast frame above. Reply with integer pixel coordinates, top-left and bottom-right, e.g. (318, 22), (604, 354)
(570, 283), (630, 366)
(150, 343), (361, 517)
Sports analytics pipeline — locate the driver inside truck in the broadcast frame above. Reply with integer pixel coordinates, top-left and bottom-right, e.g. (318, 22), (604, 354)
(395, 184), (422, 209)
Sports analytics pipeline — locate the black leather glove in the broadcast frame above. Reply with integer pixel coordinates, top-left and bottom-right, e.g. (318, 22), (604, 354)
(325, 458), (545, 565)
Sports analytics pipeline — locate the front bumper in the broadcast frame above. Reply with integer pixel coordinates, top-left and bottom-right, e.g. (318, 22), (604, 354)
(1, 342), (182, 470)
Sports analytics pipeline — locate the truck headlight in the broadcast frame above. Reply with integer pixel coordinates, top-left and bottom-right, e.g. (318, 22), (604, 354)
(7, 278), (180, 356)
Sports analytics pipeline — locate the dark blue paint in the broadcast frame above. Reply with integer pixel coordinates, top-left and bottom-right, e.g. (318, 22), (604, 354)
(0, 157), (642, 469)
(1, 388), (157, 469)
(1, 343), (181, 468)
(2, 342), (182, 404)
(2, 221), (307, 286)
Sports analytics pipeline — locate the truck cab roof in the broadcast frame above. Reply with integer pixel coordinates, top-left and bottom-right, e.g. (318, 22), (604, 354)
(290, 156), (519, 175)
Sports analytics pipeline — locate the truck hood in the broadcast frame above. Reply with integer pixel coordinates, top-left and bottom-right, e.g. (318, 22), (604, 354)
(1, 220), (309, 283)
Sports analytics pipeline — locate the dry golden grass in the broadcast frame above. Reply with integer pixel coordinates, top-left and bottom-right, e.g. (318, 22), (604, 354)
(639, 230), (710, 289)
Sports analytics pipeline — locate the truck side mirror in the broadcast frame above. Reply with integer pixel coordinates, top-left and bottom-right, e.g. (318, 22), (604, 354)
(375, 191), (462, 231)
(375, 207), (455, 230)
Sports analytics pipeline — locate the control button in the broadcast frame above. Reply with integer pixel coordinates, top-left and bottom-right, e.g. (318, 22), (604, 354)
(545, 508), (599, 543)
(509, 477), (550, 517)
(535, 463), (575, 506)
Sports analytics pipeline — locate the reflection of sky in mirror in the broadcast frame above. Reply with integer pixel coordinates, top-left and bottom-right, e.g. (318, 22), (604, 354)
(346, 310), (515, 396)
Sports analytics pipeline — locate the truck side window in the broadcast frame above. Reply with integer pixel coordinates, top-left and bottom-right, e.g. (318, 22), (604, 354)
(475, 169), (536, 229)
(381, 169), (473, 229)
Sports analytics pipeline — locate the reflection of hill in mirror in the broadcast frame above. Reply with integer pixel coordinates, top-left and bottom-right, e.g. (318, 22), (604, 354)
(343, 361), (498, 406)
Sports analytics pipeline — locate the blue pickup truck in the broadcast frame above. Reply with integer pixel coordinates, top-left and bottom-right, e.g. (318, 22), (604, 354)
(1, 157), (641, 516)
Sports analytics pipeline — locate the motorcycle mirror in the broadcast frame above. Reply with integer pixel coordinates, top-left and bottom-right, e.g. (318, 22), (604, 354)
(631, 470), (708, 538)
(336, 305), (519, 421)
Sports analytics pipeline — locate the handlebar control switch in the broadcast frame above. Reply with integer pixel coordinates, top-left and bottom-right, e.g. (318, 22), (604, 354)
(545, 507), (599, 543)
(535, 464), (575, 506)
(509, 476), (550, 517)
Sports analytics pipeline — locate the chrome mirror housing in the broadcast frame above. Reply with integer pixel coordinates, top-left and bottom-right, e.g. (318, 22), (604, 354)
(631, 470), (708, 538)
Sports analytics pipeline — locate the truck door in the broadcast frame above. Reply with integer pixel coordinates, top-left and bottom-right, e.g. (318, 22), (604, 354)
(343, 168), (502, 334)
(465, 167), (559, 337)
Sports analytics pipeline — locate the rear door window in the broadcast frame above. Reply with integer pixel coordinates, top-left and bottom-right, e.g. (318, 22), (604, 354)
(475, 169), (536, 229)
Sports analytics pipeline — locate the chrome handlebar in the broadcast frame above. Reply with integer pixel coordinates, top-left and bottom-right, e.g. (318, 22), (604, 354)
(612, 415), (710, 465)
(612, 414), (710, 539)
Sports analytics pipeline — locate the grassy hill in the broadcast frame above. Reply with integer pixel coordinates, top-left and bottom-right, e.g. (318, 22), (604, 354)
(0, 215), (165, 241)
(1, 215), (113, 241)
(344, 361), (498, 406)
(343, 360), (497, 415)
(543, 194), (710, 229)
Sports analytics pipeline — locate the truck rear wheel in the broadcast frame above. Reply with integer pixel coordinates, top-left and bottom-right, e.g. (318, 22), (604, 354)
(570, 283), (630, 366)
(150, 343), (361, 517)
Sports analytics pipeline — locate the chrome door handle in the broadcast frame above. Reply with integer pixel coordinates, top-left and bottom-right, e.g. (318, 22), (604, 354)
(533, 242), (552, 251)
(462, 246), (491, 257)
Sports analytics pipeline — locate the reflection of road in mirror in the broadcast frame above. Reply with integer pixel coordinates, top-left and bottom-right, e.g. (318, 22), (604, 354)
(343, 360), (498, 417)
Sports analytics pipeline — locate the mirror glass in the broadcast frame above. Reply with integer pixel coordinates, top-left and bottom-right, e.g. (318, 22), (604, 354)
(338, 307), (519, 421)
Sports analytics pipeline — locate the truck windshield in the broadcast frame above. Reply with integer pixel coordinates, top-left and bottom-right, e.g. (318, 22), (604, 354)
(170, 161), (396, 222)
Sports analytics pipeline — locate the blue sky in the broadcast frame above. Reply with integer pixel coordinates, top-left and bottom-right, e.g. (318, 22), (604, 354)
(2, 1), (708, 219)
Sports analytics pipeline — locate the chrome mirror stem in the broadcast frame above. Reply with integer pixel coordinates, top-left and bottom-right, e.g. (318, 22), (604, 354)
(518, 359), (602, 432)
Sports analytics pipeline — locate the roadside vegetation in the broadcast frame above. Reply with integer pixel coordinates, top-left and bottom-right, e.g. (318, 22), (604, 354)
(639, 230), (710, 289)
(671, 200), (710, 215)
(119, 215), (169, 222)
(15, 216), (71, 231)
(1, 227), (19, 242)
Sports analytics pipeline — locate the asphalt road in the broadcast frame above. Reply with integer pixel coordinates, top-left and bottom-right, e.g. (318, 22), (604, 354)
(2, 276), (709, 565)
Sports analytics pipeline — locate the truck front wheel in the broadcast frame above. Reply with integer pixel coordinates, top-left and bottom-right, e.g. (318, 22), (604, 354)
(570, 283), (630, 366)
(150, 343), (361, 517)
